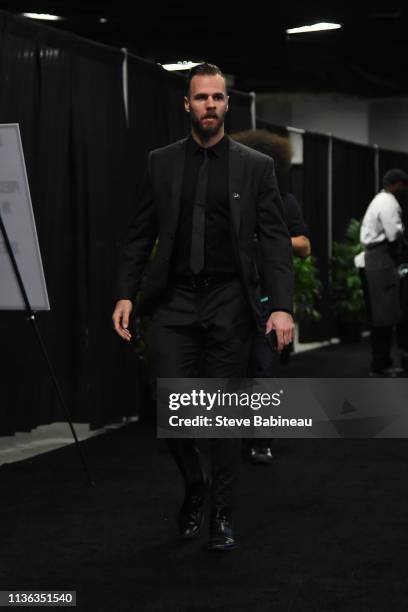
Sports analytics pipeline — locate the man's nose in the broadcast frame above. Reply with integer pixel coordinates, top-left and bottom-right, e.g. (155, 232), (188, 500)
(206, 97), (216, 107)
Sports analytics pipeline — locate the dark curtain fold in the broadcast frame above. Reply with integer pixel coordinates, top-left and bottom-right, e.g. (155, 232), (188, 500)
(379, 149), (408, 180)
(6, 9), (408, 434)
(0, 14), (255, 436)
(127, 56), (168, 192)
(0, 18), (41, 434)
(226, 90), (253, 133)
(301, 132), (331, 341)
(70, 48), (133, 429)
(0, 12), (132, 433)
(161, 71), (190, 143)
(332, 139), (375, 240)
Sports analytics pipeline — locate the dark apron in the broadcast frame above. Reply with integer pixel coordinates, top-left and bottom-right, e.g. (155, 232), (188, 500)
(364, 242), (401, 327)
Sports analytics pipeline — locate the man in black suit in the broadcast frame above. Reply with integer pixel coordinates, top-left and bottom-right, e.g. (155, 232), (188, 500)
(112, 63), (294, 550)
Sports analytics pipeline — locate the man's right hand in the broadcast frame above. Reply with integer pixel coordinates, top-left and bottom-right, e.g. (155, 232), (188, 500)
(112, 299), (133, 341)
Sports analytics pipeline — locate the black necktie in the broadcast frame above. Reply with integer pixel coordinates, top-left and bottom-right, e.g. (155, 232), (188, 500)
(189, 149), (209, 275)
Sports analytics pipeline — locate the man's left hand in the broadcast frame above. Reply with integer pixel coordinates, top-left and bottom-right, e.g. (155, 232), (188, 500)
(265, 311), (295, 352)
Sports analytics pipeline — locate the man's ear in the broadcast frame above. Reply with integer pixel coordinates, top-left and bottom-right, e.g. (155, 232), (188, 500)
(226, 95), (230, 112)
(184, 96), (190, 113)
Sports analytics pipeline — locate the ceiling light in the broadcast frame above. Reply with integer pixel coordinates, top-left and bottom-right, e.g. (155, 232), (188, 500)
(22, 13), (62, 21)
(286, 22), (341, 34)
(161, 61), (202, 72)
(99, 18), (107, 24)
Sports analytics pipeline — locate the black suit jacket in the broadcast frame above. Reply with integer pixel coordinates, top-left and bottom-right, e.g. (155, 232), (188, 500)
(116, 135), (293, 325)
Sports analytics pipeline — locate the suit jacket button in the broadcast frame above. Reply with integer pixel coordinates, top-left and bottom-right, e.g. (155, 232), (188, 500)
(232, 192), (240, 199)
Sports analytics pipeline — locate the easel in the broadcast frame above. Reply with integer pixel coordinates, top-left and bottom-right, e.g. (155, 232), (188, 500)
(0, 211), (95, 486)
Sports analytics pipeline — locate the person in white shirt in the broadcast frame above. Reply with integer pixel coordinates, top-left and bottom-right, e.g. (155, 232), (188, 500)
(359, 168), (408, 376)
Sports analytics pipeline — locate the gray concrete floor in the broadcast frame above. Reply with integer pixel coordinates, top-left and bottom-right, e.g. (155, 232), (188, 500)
(0, 418), (139, 467)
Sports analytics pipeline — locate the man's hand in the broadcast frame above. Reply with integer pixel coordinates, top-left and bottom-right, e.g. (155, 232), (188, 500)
(265, 311), (295, 352)
(112, 299), (133, 342)
(291, 235), (311, 258)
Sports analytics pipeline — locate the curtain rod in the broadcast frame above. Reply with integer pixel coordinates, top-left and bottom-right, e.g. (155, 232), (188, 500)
(286, 124), (399, 152)
(286, 126), (305, 134)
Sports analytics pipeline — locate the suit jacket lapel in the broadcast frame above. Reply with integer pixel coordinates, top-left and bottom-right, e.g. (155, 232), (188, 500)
(169, 138), (188, 229)
(228, 137), (246, 237)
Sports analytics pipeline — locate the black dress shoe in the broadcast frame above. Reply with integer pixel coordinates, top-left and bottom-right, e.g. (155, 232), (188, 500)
(178, 480), (208, 539)
(250, 446), (273, 464)
(209, 509), (236, 551)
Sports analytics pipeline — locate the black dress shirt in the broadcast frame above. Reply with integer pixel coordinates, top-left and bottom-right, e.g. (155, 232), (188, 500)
(170, 134), (237, 276)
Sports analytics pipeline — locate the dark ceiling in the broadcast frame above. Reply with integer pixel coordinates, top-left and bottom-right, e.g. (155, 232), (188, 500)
(1, 1), (408, 97)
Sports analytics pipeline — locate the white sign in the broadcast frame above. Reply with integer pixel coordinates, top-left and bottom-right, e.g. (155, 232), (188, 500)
(0, 124), (50, 310)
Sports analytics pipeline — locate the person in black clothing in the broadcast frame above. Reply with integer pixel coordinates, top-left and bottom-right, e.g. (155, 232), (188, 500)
(232, 130), (311, 463)
(112, 65), (294, 550)
(358, 169), (408, 376)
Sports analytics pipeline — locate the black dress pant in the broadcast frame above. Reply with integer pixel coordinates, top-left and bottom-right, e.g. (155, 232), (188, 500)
(370, 326), (394, 371)
(147, 277), (255, 510)
(360, 268), (394, 371)
(397, 276), (408, 353)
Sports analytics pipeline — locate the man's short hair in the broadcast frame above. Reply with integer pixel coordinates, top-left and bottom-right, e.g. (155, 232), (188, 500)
(187, 62), (226, 96)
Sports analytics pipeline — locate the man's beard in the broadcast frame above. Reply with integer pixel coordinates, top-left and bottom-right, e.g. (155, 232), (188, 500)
(191, 110), (226, 138)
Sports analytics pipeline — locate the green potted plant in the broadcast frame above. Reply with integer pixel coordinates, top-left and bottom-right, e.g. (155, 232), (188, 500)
(331, 218), (365, 342)
(294, 255), (322, 322)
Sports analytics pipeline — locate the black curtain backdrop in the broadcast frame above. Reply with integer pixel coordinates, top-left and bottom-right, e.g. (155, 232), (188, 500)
(252, 122), (407, 342)
(332, 139), (376, 241)
(379, 148), (408, 182)
(161, 70), (191, 143)
(0, 13), (255, 436)
(0, 13), (132, 433)
(226, 90), (253, 133)
(301, 132), (331, 341)
(126, 56), (169, 186)
(2, 9), (408, 434)
(70, 45), (133, 430)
